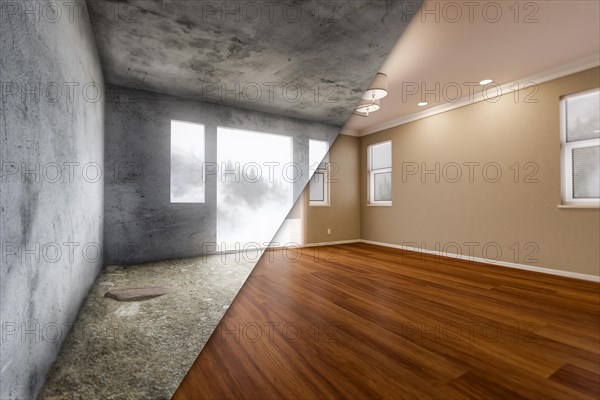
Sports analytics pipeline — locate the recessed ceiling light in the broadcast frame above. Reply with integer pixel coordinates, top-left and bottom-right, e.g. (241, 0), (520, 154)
(418, 102), (428, 107)
(479, 79), (493, 85)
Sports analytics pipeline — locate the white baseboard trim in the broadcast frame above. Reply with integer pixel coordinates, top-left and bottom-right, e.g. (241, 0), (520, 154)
(284, 239), (598, 282)
(360, 240), (600, 283)
(302, 239), (362, 248)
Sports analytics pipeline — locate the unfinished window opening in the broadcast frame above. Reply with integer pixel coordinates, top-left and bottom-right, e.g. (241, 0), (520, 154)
(170, 120), (205, 203)
(216, 127), (293, 250)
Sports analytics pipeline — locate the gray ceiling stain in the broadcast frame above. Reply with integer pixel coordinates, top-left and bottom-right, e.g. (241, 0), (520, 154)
(89, 0), (421, 126)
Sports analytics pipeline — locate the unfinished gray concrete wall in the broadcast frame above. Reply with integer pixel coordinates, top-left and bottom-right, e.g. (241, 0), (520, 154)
(0, 1), (104, 398)
(104, 85), (339, 265)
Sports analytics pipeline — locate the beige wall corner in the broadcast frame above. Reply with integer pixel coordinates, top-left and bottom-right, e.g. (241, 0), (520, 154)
(304, 134), (361, 244)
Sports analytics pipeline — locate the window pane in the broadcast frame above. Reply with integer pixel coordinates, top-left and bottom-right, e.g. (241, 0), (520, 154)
(374, 172), (392, 201)
(170, 121), (205, 203)
(309, 139), (328, 172)
(370, 141), (391, 170)
(217, 127), (293, 248)
(566, 91), (600, 142)
(310, 172), (325, 201)
(572, 145), (600, 199)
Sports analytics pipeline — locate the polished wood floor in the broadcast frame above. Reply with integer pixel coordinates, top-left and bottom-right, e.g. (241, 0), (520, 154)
(174, 243), (600, 399)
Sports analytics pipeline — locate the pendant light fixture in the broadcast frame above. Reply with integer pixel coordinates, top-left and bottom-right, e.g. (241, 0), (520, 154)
(355, 98), (380, 114)
(354, 72), (388, 117)
(362, 72), (388, 101)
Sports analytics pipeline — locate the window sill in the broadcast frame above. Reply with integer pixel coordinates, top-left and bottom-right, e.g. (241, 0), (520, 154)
(557, 204), (600, 209)
(310, 203), (330, 207)
(367, 203), (392, 207)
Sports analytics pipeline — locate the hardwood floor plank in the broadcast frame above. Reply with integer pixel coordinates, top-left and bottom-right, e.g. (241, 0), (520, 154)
(174, 244), (600, 399)
(443, 371), (529, 400)
(550, 363), (600, 398)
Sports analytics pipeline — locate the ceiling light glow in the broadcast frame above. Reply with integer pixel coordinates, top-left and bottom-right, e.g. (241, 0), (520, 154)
(479, 79), (493, 85)
(418, 102), (428, 107)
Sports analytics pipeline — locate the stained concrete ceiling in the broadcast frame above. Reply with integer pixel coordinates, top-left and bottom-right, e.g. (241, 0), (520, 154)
(89, 0), (421, 126)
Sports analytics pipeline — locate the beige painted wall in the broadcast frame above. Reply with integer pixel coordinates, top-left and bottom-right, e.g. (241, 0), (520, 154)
(359, 67), (600, 275)
(304, 134), (361, 243)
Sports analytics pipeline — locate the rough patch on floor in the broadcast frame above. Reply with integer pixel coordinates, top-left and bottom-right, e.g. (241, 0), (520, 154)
(39, 252), (258, 399)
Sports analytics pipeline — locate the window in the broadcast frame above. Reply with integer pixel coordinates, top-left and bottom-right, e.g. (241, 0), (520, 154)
(561, 89), (600, 206)
(309, 139), (330, 206)
(368, 140), (392, 205)
(216, 127), (293, 249)
(170, 120), (205, 203)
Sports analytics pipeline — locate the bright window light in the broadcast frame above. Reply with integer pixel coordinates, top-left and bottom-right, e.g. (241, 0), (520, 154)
(217, 127), (293, 249)
(170, 120), (205, 203)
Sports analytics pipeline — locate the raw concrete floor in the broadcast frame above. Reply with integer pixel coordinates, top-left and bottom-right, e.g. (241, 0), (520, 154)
(39, 252), (258, 399)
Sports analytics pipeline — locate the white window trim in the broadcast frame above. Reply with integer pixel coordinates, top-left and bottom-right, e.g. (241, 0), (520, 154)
(308, 139), (330, 207)
(560, 89), (600, 207)
(368, 140), (392, 206)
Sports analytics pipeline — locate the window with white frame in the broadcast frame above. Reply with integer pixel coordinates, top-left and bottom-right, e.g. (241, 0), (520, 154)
(309, 139), (330, 206)
(170, 120), (205, 203)
(368, 140), (392, 205)
(560, 89), (600, 206)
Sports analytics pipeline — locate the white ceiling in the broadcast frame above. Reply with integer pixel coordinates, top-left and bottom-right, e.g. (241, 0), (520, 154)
(343, 0), (600, 136)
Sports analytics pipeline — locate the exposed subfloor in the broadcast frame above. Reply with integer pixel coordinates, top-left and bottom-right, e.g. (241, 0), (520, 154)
(39, 252), (258, 400)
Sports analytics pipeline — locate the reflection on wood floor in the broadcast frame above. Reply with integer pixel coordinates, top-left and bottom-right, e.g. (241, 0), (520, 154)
(175, 243), (600, 400)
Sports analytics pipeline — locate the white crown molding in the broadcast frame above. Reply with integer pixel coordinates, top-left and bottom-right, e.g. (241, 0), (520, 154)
(358, 53), (600, 137)
(360, 240), (600, 282)
(339, 128), (360, 137)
